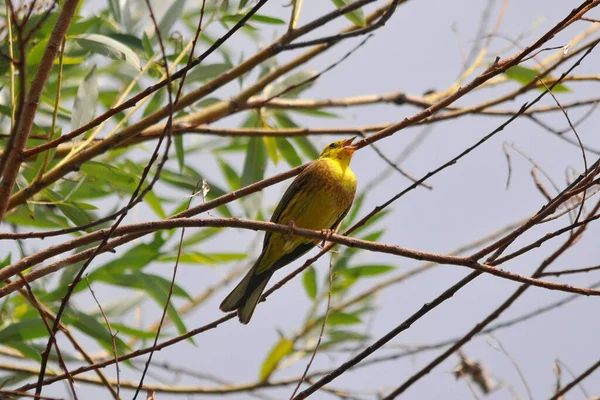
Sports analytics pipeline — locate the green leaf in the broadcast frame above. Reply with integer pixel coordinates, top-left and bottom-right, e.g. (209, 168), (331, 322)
(71, 65), (98, 131)
(316, 311), (362, 326)
(302, 266), (318, 300)
(87, 295), (145, 319)
(259, 338), (294, 382)
(156, 0), (187, 41)
(292, 108), (340, 118)
(89, 242), (161, 281)
(136, 273), (190, 337)
(5, 343), (43, 362)
(339, 264), (395, 277)
(276, 138), (303, 167)
(186, 63), (232, 82)
(0, 319), (48, 343)
(241, 137), (267, 186)
(142, 32), (153, 59)
(293, 136), (319, 159)
(101, 271), (192, 301)
(0, 253), (11, 270)
(144, 190), (166, 218)
(63, 308), (129, 354)
(351, 211), (390, 236)
(106, 33), (145, 52)
(319, 329), (369, 348)
(174, 134), (185, 172)
(109, 323), (159, 340)
(74, 34), (142, 70)
(108, 0), (121, 23)
(181, 227), (222, 247)
(360, 229), (385, 242)
(222, 13), (285, 25)
(159, 252), (245, 265)
(263, 137), (279, 165)
(250, 14), (286, 25)
(331, 0), (366, 27)
(42, 189), (95, 228)
(4, 204), (70, 231)
(504, 65), (570, 92)
(240, 137), (267, 217)
(80, 161), (138, 189)
(217, 158), (241, 190)
(143, 87), (165, 117)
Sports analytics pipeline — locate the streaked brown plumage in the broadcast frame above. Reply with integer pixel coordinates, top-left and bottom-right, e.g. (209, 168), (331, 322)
(220, 138), (358, 324)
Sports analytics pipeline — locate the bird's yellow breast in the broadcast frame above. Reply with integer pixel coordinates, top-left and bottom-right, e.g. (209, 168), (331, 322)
(258, 158), (357, 271)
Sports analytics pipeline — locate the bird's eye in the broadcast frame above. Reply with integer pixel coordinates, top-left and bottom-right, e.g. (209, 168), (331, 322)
(329, 143), (337, 149)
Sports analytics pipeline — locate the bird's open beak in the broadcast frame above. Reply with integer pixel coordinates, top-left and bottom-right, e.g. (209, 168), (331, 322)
(342, 137), (357, 154)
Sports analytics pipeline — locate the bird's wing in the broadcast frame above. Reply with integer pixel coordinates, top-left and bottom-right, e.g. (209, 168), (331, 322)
(261, 161), (318, 248)
(329, 202), (352, 232)
(269, 202), (353, 272)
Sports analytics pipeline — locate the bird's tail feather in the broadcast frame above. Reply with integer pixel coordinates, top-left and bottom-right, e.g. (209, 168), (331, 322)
(219, 255), (273, 324)
(219, 267), (254, 313)
(237, 274), (271, 324)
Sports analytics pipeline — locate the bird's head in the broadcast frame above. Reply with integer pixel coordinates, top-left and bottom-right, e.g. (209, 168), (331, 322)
(318, 138), (357, 168)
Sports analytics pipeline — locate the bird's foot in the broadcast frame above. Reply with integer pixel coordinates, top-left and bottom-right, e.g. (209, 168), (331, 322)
(287, 220), (297, 238)
(321, 228), (334, 241)
(318, 228), (339, 251)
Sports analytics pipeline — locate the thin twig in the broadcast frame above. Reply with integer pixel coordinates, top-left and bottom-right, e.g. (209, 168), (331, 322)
(85, 277), (120, 398)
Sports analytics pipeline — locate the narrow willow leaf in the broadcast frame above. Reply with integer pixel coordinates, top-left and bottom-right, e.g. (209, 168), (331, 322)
(241, 138), (267, 217)
(74, 34), (142, 70)
(302, 266), (318, 300)
(276, 138), (302, 167)
(222, 13), (285, 25)
(259, 338), (294, 382)
(181, 227), (222, 247)
(339, 264), (396, 277)
(351, 211), (389, 235)
(156, 0), (187, 42)
(319, 329), (369, 348)
(241, 137), (267, 186)
(5, 343), (43, 362)
(144, 190), (166, 218)
(292, 108), (339, 118)
(107, 33), (145, 52)
(0, 253), (11, 270)
(159, 252), (246, 264)
(217, 158), (241, 190)
(263, 137), (279, 165)
(137, 273), (190, 337)
(87, 295), (145, 319)
(88, 242), (161, 281)
(316, 311), (362, 326)
(108, 0), (121, 23)
(175, 134), (185, 172)
(142, 32), (153, 59)
(42, 189), (95, 228)
(504, 65), (570, 92)
(80, 161), (137, 189)
(187, 63), (232, 82)
(0, 319), (48, 343)
(71, 65), (98, 131)
(292, 136), (319, 159)
(110, 323), (161, 339)
(331, 0), (366, 27)
(63, 307), (129, 354)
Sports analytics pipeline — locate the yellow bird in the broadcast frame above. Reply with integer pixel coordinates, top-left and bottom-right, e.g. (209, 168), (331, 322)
(220, 138), (358, 323)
